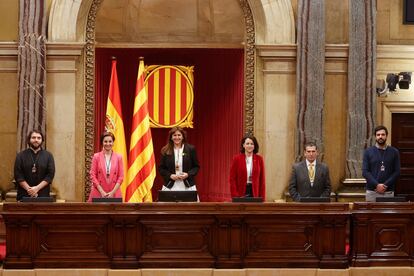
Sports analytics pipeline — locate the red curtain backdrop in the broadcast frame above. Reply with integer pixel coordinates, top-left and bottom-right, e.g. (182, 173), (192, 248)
(95, 48), (244, 202)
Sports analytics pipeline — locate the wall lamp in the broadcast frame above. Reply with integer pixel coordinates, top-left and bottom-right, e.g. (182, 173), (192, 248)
(377, 72), (412, 96)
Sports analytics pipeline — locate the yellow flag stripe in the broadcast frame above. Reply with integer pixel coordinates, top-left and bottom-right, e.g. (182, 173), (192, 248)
(175, 73), (181, 122)
(129, 114), (150, 148)
(127, 142), (154, 180)
(106, 98), (128, 201)
(126, 167), (156, 202)
(133, 88), (147, 114)
(153, 72), (159, 122)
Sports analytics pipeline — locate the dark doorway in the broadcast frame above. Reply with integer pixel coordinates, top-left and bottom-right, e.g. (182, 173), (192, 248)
(392, 113), (414, 201)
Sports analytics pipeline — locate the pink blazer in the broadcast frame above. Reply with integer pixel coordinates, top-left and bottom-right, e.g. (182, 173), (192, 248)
(88, 151), (124, 202)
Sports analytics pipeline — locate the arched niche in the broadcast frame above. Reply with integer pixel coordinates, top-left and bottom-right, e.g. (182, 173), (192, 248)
(47, 0), (295, 200)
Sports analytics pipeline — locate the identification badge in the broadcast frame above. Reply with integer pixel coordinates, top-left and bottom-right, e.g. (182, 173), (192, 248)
(380, 165), (385, 171)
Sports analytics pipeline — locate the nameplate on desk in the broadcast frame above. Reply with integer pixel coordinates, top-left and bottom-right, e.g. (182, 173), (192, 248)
(232, 197), (263, 203)
(299, 197), (330, 203)
(158, 190), (198, 202)
(21, 197), (55, 203)
(92, 197), (123, 203)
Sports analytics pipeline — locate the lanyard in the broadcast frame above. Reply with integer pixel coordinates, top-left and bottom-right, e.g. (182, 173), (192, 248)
(105, 152), (112, 177)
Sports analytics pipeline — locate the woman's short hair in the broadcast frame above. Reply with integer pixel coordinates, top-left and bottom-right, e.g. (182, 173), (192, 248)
(100, 132), (115, 145)
(240, 135), (259, 154)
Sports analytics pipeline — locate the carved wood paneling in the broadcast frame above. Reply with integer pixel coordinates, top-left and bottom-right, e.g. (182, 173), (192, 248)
(3, 203), (349, 269)
(351, 203), (413, 266)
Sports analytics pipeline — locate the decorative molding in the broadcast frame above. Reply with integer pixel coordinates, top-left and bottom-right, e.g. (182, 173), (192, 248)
(83, 0), (256, 199)
(46, 42), (85, 56)
(377, 45), (414, 59)
(256, 44), (296, 58)
(257, 44), (349, 59)
(96, 42), (244, 49)
(84, 0), (103, 201)
(0, 42), (18, 55)
(239, 0), (255, 134)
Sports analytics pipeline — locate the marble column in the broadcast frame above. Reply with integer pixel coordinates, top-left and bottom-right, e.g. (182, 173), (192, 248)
(17, 0), (47, 150)
(295, 0), (326, 161)
(343, 0), (376, 187)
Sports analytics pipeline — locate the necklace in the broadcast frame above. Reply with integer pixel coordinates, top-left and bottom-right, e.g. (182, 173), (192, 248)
(30, 151), (40, 173)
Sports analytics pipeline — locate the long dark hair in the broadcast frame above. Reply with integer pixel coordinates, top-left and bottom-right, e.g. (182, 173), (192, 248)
(161, 127), (188, 155)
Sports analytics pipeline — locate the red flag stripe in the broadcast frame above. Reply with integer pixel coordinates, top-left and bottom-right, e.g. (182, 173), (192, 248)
(158, 69), (165, 125)
(181, 77), (187, 118)
(125, 156), (155, 199)
(108, 60), (123, 117)
(131, 102), (149, 132)
(128, 131), (152, 165)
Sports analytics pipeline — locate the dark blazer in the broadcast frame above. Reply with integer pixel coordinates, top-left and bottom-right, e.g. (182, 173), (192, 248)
(288, 160), (331, 202)
(229, 153), (266, 199)
(158, 144), (200, 189)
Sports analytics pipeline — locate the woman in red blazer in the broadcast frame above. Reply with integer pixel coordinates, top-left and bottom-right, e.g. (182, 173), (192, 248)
(229, 135), (265, 199)
(88, 132), (124, 202)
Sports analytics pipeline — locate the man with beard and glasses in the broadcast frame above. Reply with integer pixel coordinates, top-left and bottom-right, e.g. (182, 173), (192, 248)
(14, 130), (55, 201)
(363, 125), (400, 202)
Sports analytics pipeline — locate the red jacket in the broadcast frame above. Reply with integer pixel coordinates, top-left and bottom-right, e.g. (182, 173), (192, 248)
(229, 153), (266, 199)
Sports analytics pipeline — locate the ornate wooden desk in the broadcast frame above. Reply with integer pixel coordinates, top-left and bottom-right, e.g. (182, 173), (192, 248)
(2, 202), (349, 269)
(351, 202), (414, 267)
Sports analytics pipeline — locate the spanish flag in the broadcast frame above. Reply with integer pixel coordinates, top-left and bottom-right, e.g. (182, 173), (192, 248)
(105, 59), (128, 200)
(125, 58), (156, 202)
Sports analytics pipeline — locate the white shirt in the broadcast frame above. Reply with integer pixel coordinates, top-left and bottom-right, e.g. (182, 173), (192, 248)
(245, 155), (253, 184)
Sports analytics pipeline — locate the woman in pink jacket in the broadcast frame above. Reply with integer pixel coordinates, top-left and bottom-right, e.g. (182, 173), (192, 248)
(88, 132), (124, 202)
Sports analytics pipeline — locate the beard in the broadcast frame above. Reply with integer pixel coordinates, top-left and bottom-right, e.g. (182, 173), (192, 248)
(29, 142), (42, 150)
(376, 138), (386, 145)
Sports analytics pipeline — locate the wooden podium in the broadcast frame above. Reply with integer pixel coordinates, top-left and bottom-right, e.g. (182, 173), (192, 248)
(2, 202), (349, 269)
(351, 202), (414, 267)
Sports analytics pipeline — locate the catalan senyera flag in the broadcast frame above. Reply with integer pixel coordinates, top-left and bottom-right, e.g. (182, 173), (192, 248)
(125, 58), (156, 202)
(145, 65), (194, 128)
(105, 59), (128, 201)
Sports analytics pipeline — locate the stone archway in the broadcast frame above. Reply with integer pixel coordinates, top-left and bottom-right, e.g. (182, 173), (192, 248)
(47, 0), (296, 200)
